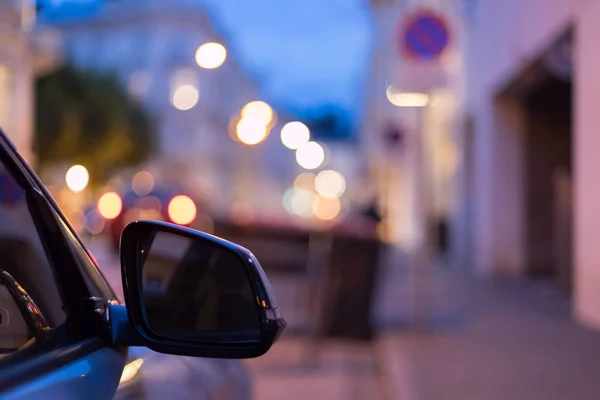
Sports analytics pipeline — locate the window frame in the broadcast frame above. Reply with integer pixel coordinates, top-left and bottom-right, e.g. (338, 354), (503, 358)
(0, 130), (123, 391)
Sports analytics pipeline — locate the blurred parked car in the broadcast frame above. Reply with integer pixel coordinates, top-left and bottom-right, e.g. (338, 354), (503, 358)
(105, 186), (200, 251)
(115, 347), (251, 400)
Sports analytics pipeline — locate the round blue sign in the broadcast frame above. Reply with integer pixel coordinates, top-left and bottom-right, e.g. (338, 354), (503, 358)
(402, 11), (450, 60)
(0, 172), (25, 206)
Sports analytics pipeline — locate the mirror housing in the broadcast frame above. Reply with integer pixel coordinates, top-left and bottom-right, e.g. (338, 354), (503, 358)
(118, 220), (286, 359)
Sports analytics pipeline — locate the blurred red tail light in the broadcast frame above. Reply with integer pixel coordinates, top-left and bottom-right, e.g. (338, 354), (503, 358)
(167, 195), (197, 225)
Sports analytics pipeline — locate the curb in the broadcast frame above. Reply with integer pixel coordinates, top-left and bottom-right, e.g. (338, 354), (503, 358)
(374, 334), (417, 400)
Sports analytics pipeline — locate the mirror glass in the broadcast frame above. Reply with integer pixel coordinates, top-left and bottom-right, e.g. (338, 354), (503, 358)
(138, 229), (262, 343)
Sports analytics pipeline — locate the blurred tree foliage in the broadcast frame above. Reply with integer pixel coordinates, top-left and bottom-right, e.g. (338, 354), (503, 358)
(34, 65), (154, 188)
(303, 105), (354, 141)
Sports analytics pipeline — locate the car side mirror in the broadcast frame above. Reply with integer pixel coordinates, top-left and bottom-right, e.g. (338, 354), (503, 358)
(118, 220), (286, 359)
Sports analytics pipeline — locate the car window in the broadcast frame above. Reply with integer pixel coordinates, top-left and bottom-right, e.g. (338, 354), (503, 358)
(55, 217), (115, 301)
(0, 161), (66, 354)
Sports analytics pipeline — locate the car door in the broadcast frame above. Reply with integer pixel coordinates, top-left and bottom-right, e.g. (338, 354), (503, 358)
(0, 131), (126, 399)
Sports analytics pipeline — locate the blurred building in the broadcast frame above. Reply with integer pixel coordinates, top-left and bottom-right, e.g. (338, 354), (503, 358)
(364, 0), (600, 332)
(454, 0), (600, 329)
(361, 0), (464, 246)
(0, 0), (36, 162)
(38, 0), (296, 220)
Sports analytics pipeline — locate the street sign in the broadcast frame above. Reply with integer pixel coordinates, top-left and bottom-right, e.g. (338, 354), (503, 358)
(0, 172), (24, 206)
(401, 10), (450, 61)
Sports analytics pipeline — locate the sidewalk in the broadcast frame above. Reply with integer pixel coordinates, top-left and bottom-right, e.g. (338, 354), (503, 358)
(245, 336), (381, 400)
(374, 261), (600, 400)
(247, 271), (382, 400)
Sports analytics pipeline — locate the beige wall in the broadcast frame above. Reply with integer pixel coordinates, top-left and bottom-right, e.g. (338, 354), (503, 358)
(574, 0), (600, 329)
(463, 0), (572, 275)
(0, 2), (33, 163)
(465, 0), (600, 329)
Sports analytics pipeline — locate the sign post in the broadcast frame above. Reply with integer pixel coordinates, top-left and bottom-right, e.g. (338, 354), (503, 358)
(397, 8), (451, 330)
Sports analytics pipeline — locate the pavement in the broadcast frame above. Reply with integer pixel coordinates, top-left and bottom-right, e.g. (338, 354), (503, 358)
(245, 336), (381, 400)
(372, 255), (600, 400)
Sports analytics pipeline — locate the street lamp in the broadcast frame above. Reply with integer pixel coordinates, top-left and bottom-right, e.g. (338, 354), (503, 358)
(195, 42), (227, 69)
(65, 165), (89, 193)
(281, 121), (310, 150)
(315, 170), (346, 199)
(236, 117), (269, 145)
(295, 141), (325, 170)
(241, 101), (274, 126)
(172, 85), (199, 110)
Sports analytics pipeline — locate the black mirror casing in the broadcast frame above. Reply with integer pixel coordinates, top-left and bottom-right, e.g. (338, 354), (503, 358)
(119, 220), (286, 359)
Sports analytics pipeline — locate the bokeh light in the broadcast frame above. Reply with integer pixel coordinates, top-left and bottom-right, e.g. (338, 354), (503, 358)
(85, 209), (105, 235)
(281, 121), (310, 149)
(293, 172), (316, 189)
(313, 196), (341, 221)
(98, 191), (123, 220)
(65, 165), (89, 192)
(195, 42), (227, 69)
(70, 208), (86, 233)
(241, 101), (273, 125)
(236, 117), (269, 145)
(315, 170), (346, 199)
(295, 141), (325, 170)
(386, 85), (429, 107)
(133, 196), (162, 220)
(132, 171), (154, 196)
(283, 187), (314, 218)
(172, 85), (199, 110)
(230, 202), (255, 225)
(195, 213), (215, 233)
(168, 195), (197, 225)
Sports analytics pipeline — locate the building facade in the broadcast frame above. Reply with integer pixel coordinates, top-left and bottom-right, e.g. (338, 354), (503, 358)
(39, 0), (295, 220)
(0, 0), (36, 163)
(455, 0), (600, 329)
(361, 0), (464, 247)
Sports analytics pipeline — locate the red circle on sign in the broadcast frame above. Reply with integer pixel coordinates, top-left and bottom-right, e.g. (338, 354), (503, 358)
(400, 10), (451, 60)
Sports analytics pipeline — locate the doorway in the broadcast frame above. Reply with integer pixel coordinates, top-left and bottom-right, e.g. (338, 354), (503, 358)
(522, 76), (572, 290)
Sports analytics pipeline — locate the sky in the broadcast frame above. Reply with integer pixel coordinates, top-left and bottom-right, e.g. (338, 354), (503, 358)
(198, 0), (373, 118)
(44, 0), (374, 121)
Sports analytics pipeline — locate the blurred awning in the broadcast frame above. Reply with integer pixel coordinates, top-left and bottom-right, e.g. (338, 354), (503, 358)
(498, 26), (572, 99)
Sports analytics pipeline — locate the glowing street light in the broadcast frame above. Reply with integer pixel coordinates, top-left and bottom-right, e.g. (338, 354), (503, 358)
(281, 121), (310, 150)
(65, 165), (89, 192)
(132, 171), (154, 196)
(282, 187), (314, 218)
(236, 117), (269, 145)
(315, 170), (346, 199)
(195, 42), (227, 69)
(312, 195), (341, 221)
(293, 172), (316, 189)
(295, 141), (324, 170)
(168, 195), (197, 225)
(241, 101), (273, 126)
(172, 85), (199, 110)
(386, 85), (429, 107)
(97, 191), (123, 220)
